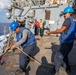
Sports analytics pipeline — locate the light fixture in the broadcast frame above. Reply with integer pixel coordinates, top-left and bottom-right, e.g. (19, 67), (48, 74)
(6, 13), (11, 19)
(8, 4), (12, 10)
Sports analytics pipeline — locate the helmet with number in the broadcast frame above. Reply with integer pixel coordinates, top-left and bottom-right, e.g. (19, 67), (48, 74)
(10, 22), (19, 31)
(63, 6), (74, 14)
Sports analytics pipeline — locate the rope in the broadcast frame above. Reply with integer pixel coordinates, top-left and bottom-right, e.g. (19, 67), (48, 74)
(0, 47), (10, 65)
(16, 46), (54, 68)
(0, 47), (10, 57)
(16, 47), (41, 65)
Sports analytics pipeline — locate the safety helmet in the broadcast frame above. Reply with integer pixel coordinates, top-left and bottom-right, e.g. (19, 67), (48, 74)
(10, 22), (19, 31)
(17, 17), (25, 22)
(63, 6), (74, 14)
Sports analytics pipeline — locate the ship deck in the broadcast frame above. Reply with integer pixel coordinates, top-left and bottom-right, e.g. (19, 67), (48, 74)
(0, 35), (76, 75)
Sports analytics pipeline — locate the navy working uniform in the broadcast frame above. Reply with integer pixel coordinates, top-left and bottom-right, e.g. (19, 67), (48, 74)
(10, 22), (37, 73)
(16, 27), (37, 71)
(45, 6), (76, 74)
(54, 16), (76, 73)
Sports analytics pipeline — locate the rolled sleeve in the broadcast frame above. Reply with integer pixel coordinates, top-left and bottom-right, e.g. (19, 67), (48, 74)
(62, 18), (71, 27)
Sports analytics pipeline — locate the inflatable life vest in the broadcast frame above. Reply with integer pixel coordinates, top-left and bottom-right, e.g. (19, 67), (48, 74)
(59, 17), (76, 43)
(16, 27), (36, 47)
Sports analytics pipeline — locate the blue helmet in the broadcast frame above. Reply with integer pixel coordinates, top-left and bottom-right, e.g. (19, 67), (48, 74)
(63, 6), (74, 14)
(10, 22), (19, 31)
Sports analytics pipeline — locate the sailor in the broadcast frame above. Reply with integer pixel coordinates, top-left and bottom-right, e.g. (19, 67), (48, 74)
(39, 19), (45, 44)
(46, 6), (76, 75)
(10, 21), (37, 74)
(16, 17), (25, 27)
(34, 19), (39, 35)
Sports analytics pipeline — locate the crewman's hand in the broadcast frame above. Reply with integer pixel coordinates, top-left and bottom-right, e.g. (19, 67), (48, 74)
(10, 45), (16, 50)
(46, 31), (51, 35)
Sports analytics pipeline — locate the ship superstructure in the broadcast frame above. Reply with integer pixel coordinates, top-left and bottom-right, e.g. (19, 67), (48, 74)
(6, 0), (76, 34)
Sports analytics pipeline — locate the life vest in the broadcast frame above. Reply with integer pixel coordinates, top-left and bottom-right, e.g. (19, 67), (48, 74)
(34, 22), (39, 27)
(40, 22), (43, 29)
(16, 27), (36, 47)
(59, 17), (76, 43)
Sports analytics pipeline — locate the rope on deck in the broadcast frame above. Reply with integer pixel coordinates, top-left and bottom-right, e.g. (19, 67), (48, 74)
(0, 46), (54, 68)
(16, 46), (54, 68)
